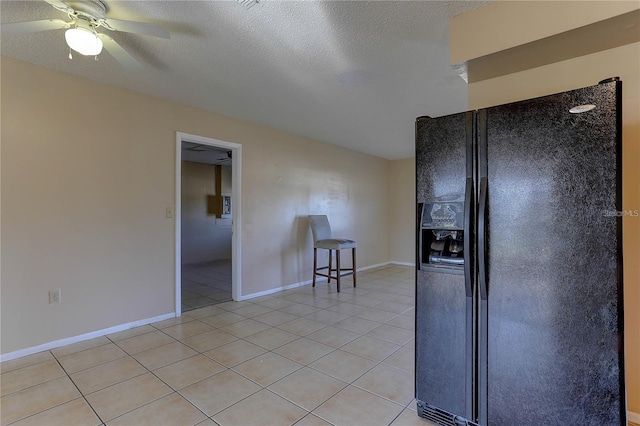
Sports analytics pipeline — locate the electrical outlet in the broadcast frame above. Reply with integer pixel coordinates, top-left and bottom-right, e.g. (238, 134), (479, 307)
(49, 289), (61, 304)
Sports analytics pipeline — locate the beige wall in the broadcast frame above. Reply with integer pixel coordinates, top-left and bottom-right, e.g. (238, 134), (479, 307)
(0, 57), (392, 355)
(390, 158), (416, 264)
(450, 1), (638, 64)
(181, 162), (232, 264)
(453, 1), (640, 414)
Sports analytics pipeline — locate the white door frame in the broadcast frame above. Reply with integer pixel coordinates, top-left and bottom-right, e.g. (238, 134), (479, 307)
(175, 132), (242, 316)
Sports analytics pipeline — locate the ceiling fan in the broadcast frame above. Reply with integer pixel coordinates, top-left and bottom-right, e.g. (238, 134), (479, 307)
(0, 0), (169, 71)
(183, 143), (232, 165)
(207, 150), (232, 165)
(215, 151), (233, 165)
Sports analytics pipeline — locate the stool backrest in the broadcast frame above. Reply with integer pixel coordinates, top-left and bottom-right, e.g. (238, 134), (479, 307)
(308, 215), (332, 243)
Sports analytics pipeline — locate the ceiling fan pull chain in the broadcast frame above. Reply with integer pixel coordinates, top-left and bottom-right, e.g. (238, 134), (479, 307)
(91, 25), (100, 61)
(67, 18), (76, 60)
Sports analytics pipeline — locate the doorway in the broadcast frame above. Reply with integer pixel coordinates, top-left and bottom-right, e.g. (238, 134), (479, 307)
(175, 132), (242, 316)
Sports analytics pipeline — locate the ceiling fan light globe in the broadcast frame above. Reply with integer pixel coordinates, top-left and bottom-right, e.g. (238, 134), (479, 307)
(65, 27), (103, 56)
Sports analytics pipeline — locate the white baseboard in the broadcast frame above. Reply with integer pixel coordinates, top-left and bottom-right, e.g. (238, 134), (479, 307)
(0, 312), (175, 362)
(358, 261), (391, 270)
(391, 261), (415, 267)
(239, 262), (396, 300)
(240, 261), (413, 301)
(628, 410), (640, 423)
(1, 263), (415, 360)
(239, 279), (316, 300)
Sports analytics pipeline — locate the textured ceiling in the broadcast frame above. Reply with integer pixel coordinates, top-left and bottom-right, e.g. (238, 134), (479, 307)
(0, 0), (489, 160)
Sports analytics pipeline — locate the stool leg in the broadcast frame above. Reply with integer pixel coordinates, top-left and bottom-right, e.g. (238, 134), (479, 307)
(336, 249), (341, 292)
(312, 247), (317, 287)
(328, 249), (332, 283)
(352, 247), (356, 288)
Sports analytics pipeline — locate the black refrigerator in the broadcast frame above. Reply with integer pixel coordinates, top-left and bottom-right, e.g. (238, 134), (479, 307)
(415, 79), (625, 426)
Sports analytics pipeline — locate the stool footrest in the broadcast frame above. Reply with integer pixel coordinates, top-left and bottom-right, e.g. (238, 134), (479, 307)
(311, 246), (356, 292)
(314, 268), (355, 280)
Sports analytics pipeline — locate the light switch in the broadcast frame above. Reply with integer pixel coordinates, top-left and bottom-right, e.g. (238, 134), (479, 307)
(166, 207), (174, 218)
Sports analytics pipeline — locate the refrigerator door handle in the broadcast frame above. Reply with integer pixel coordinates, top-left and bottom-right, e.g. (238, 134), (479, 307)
(463, 177), (473, 298)
(478, 177), (488, 300)
(416, 203), (423, 271)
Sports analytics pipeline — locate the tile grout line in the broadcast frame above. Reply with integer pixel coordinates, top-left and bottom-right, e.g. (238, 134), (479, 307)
(3, 267), (416, 426)
(87, 332), (210, 425)
(186, 284), (413, 423)
(50, 349), (107, 426)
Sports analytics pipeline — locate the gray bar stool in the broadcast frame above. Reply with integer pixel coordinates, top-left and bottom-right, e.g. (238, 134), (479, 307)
(308, 215), (356, 292)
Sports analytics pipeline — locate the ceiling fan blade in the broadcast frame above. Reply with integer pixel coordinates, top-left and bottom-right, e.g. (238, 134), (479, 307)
(104, 18), (169, 39)
(43, 0), (75, 14)
(97, 33), (143, 72)
(0, 19), (69, 35)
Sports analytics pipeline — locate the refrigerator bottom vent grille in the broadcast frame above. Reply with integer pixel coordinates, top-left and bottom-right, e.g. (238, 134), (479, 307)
(416, 400), (478, 426)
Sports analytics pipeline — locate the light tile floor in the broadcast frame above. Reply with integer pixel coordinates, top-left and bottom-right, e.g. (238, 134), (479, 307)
(182, 261), (233, 312)
(1, 265), (437, 426)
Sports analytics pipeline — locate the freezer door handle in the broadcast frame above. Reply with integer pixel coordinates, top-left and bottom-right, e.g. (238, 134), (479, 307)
(463, 177), (473, 297)
(478, 177), (488, 300)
